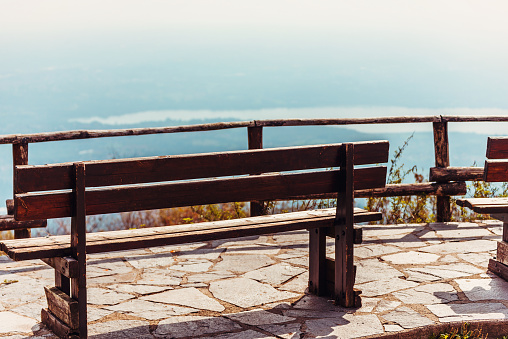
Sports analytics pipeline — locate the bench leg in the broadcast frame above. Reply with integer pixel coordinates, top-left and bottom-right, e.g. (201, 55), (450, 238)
(334, 223), (357, 308)
(41, 258), (81, 338)
(309, 227), (327, 296)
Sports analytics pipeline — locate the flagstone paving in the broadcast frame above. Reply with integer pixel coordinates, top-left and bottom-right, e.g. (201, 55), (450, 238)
(1, 220), (508, 338)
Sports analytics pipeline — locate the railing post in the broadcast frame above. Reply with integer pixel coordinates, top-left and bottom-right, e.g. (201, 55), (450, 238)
(12, 140), (30, 238)
(248, 126), (264, 216)
(433, 120), (451, 222)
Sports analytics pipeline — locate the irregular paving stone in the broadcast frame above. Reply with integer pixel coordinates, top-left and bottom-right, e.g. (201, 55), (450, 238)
(429, 222), (492, 239)
(440, 254), (460, 263)
(87, 271), (138, 285)
(281, 256), (308, 267)
(362, 224), (425, 238)
(108, 283), (171, 295)
(427, 302), (508, 322)
(356, 278), (419, 297)
(175, 248), (224, 261)
(87, 287), (134, 305)
(374, 300), (401, 313)
(171, 260), (213, 272)
(155, 315), (241, 338)
(258, 323), (302, 339)
(0, 275), (45, 307)
(202, 329), (276, 339)
(124, 253), (176, 269)
(272, 231), (308, 246)
(356, 298), (380, 313)
(87, 258), (133, 278)
(458, 252), (493, 267)
(381, 251), (440, 265)
(181, 282), (208, 288)
(383, 306), (434, 328)
(224, 244), (281, 256)
(10, 301), (46, 321)
(456, 278), (508, 301)
(225, 309), (295, 325)
(379, 233), (425, 248)
(88, 307), (114, 322)
(0, 311), (37, 334)
(186, 271), (236, 283)
(88, 319), (152, 338)
(213, 254), (275, 274)
(149, 242), (206, 254)
(405, 263), (484, 282)
(418, 230), (442, 244)
(421, 239), (497, 254)
(393, 283), (458, 304)
(137, 268), (183, 286)
(276, 249), (307, 260)
(355, 259), (404, 284)
(354, 244), (401, 258)
(209, 278), (299, 308)
(105, 299), (198, 319)
(88, 249), (150, 260)
(305, 314), (383, 339)
(243, 263), (306, 285)
(141, 287), (225, 311)
(279, 272), (308, 292)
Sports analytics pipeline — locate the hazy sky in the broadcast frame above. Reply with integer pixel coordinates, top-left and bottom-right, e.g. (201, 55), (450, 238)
(2, 1), (507, 33)
(2, 1), (508, 126)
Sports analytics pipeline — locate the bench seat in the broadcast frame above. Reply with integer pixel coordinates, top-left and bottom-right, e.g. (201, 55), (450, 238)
(456, 198), (508, 214)
(1, 207), (380, 261)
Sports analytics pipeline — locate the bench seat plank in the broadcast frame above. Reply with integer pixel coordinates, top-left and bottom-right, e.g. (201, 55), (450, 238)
(0, 215), (47, 230)
(456, 198), (508, 214)
(1, 208), (380, 261)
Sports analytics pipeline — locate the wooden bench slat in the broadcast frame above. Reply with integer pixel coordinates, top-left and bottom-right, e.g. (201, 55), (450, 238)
(1, 208), (380, 261)
(0, 215), (47, 230)
(456, 197), (508, 213)
(16, 141), (389, 193)
(484, 160), (508, 182)
(487, 137), (508, 159)
(15, 167), (387, 221)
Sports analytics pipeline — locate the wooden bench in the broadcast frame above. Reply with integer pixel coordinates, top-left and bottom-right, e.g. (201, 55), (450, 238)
(457, 137), (508, 280)
(0, 141), (389, 338)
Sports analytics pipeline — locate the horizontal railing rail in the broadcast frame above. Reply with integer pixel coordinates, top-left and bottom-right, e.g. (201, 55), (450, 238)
(2, 114), (508, 238)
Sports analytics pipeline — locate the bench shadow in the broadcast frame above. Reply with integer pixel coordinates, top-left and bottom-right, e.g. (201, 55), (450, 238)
(83, 304), (349, 338)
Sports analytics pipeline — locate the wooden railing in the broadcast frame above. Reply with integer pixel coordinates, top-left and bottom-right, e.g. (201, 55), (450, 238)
(2, 115), (508, 238)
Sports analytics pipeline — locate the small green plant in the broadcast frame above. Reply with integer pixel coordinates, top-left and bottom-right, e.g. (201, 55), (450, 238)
(366, 134), (436, 224)
(428, 322), (493, 339)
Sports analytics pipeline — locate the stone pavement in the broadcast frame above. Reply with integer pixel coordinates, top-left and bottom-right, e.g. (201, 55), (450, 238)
(1, 220), (508, 338)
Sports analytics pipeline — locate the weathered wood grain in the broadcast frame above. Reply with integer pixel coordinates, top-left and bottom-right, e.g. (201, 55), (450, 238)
(13, 142), (30, 239)
(487, 137), (508, 159)
(41, 308), (76, 338)
(429, 167), (484, 182)
(44, 286), (79, 329)
(497, 241), (508, 267)
(41, 257), (78, 279)
(15, 141), (389, 192)
(433, 121), (451, 222)
(1, 208), (380, 261)
(456, 198), (508, 214)
(15, 167), (387, 220)
(0, 215), (46, 230)
(248, 126), (264, 217)
(488, 259), (508, 282)
(484, 160), (508, 182)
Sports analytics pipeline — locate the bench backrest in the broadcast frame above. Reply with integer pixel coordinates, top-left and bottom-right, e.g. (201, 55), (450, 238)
(485, 137), (508, 182)
(14, 141), (389, 221)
